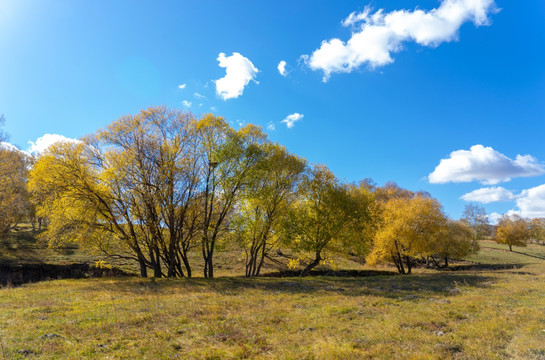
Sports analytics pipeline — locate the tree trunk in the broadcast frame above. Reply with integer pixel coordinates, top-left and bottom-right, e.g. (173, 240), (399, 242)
(153, 248), (162, 278)
(138, 257), (148, 278)
(405, 256), (412, 275)
(300, 251), (321, 276)
(509, 244), (512, 251)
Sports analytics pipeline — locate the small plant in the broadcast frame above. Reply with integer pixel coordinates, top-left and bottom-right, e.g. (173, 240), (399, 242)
(95, 260), (112, 270)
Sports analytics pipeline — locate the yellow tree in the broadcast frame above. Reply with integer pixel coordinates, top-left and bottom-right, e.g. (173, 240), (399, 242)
(366, 194), (446, 274)
(29, 107), (204, 278)
(93, 107), (203, 278)
(528, 218), (545, 244)
(0, 146), (30, 233)
(495, 214), (529, 251)
(232, 143), (306, 277)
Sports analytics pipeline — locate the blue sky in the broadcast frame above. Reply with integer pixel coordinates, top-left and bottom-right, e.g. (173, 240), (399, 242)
(1, 0), (544, 221)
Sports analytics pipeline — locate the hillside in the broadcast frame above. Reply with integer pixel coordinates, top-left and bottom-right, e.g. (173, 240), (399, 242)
(1, 232), (545, 359)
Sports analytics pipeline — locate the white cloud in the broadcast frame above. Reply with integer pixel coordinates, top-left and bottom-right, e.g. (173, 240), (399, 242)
(210, 106), (217, 112)
(182, 100), (192, 108)
(512, 184), (545, 219)
(278, 60), (288, 76)
(194, 92), (205, 99)
(267, 122), (275, 131)
(27, 134), (80, 155)
(488, 212), (502, 225)
(460, 186), (516, 204)
(178, 84), (186, 89)
(214, 52), (259, 100)
(0, 141), (21, 152)
(281, 113), (304, 129)
(304, 0), (496, 81)
(429, 145), (544, 185)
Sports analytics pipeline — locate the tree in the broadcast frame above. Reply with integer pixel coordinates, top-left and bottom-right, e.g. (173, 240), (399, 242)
(29, 107), (204, 278)
(196, 115), (267, 278)
(366, 194), (446, 274)
(528, 218), (545, 244)
(282, 165), (371, 276)
(0, 146), (30, 233)
(431, 220), (473, 267)
(495, 214), (529, 251)
(233, 144), (306, 277)
(461, 203), (489, 250)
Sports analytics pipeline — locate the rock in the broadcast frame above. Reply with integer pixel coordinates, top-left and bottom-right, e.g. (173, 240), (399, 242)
(40, 333), (63, 340)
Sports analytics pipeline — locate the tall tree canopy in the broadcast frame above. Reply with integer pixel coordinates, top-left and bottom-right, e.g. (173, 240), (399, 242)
(29, 107), (269, 278)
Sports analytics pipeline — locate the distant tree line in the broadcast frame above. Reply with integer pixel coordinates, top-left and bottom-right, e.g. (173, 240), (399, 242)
(2, 108), (544, 276)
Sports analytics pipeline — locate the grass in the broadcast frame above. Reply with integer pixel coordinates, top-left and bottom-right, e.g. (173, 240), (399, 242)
(1, 233), (545, 359)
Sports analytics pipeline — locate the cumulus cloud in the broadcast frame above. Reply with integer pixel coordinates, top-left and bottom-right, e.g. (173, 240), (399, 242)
(194, 92), (205, 99)
(182, 100), (192, 108)
(0, 141), (21, 152)
(488, 212), (502, 225)
(460, 186), (516, 204)
(277, 60), (288, 76)
(512, 184), (545, 219)
(303, 0), (496, 81)
(281, 113), (304, 128)
(429, 145), (544, 185)
(178, 84), (186, 89)
(267, 122), (275, 131)
(214, 52), (259, 100)
(27, 134), (80, 155)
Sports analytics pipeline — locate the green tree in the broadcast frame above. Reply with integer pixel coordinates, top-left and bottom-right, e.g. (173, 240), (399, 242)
(282, 165), (370, 276)
(233, 144), (306, 277)
(431, 220), (473, 267)
(196, 115), (267, 278)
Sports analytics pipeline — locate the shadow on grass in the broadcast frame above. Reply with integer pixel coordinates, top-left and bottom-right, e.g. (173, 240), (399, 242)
(445, 263), (525, 271)
(80, 271), (497, 302)
(481, 246), (545, 261)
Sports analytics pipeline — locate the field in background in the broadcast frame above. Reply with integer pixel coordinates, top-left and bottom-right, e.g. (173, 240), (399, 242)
(1, 230), (545, 359)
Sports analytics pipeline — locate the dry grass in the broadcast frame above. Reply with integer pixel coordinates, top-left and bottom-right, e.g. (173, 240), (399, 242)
(1, 240), (545, 359)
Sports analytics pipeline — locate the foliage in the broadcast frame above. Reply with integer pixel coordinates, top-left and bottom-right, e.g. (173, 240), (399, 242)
(281, 165), (373, 276)
(232, 143), (306, 277)
(528, 218), (545, 244)
(431, 220), (474, 267)
(367, 193), (447, 274)
(494, 214), (529, 251)
(196, 115), (267, 278)
(0, 146), (31, 233)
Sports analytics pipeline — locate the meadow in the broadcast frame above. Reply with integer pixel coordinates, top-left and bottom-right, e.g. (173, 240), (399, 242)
(1, 230), (545, 360)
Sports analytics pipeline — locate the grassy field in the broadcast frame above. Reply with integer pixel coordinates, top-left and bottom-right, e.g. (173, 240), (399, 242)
(1, 234), (545, 359)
